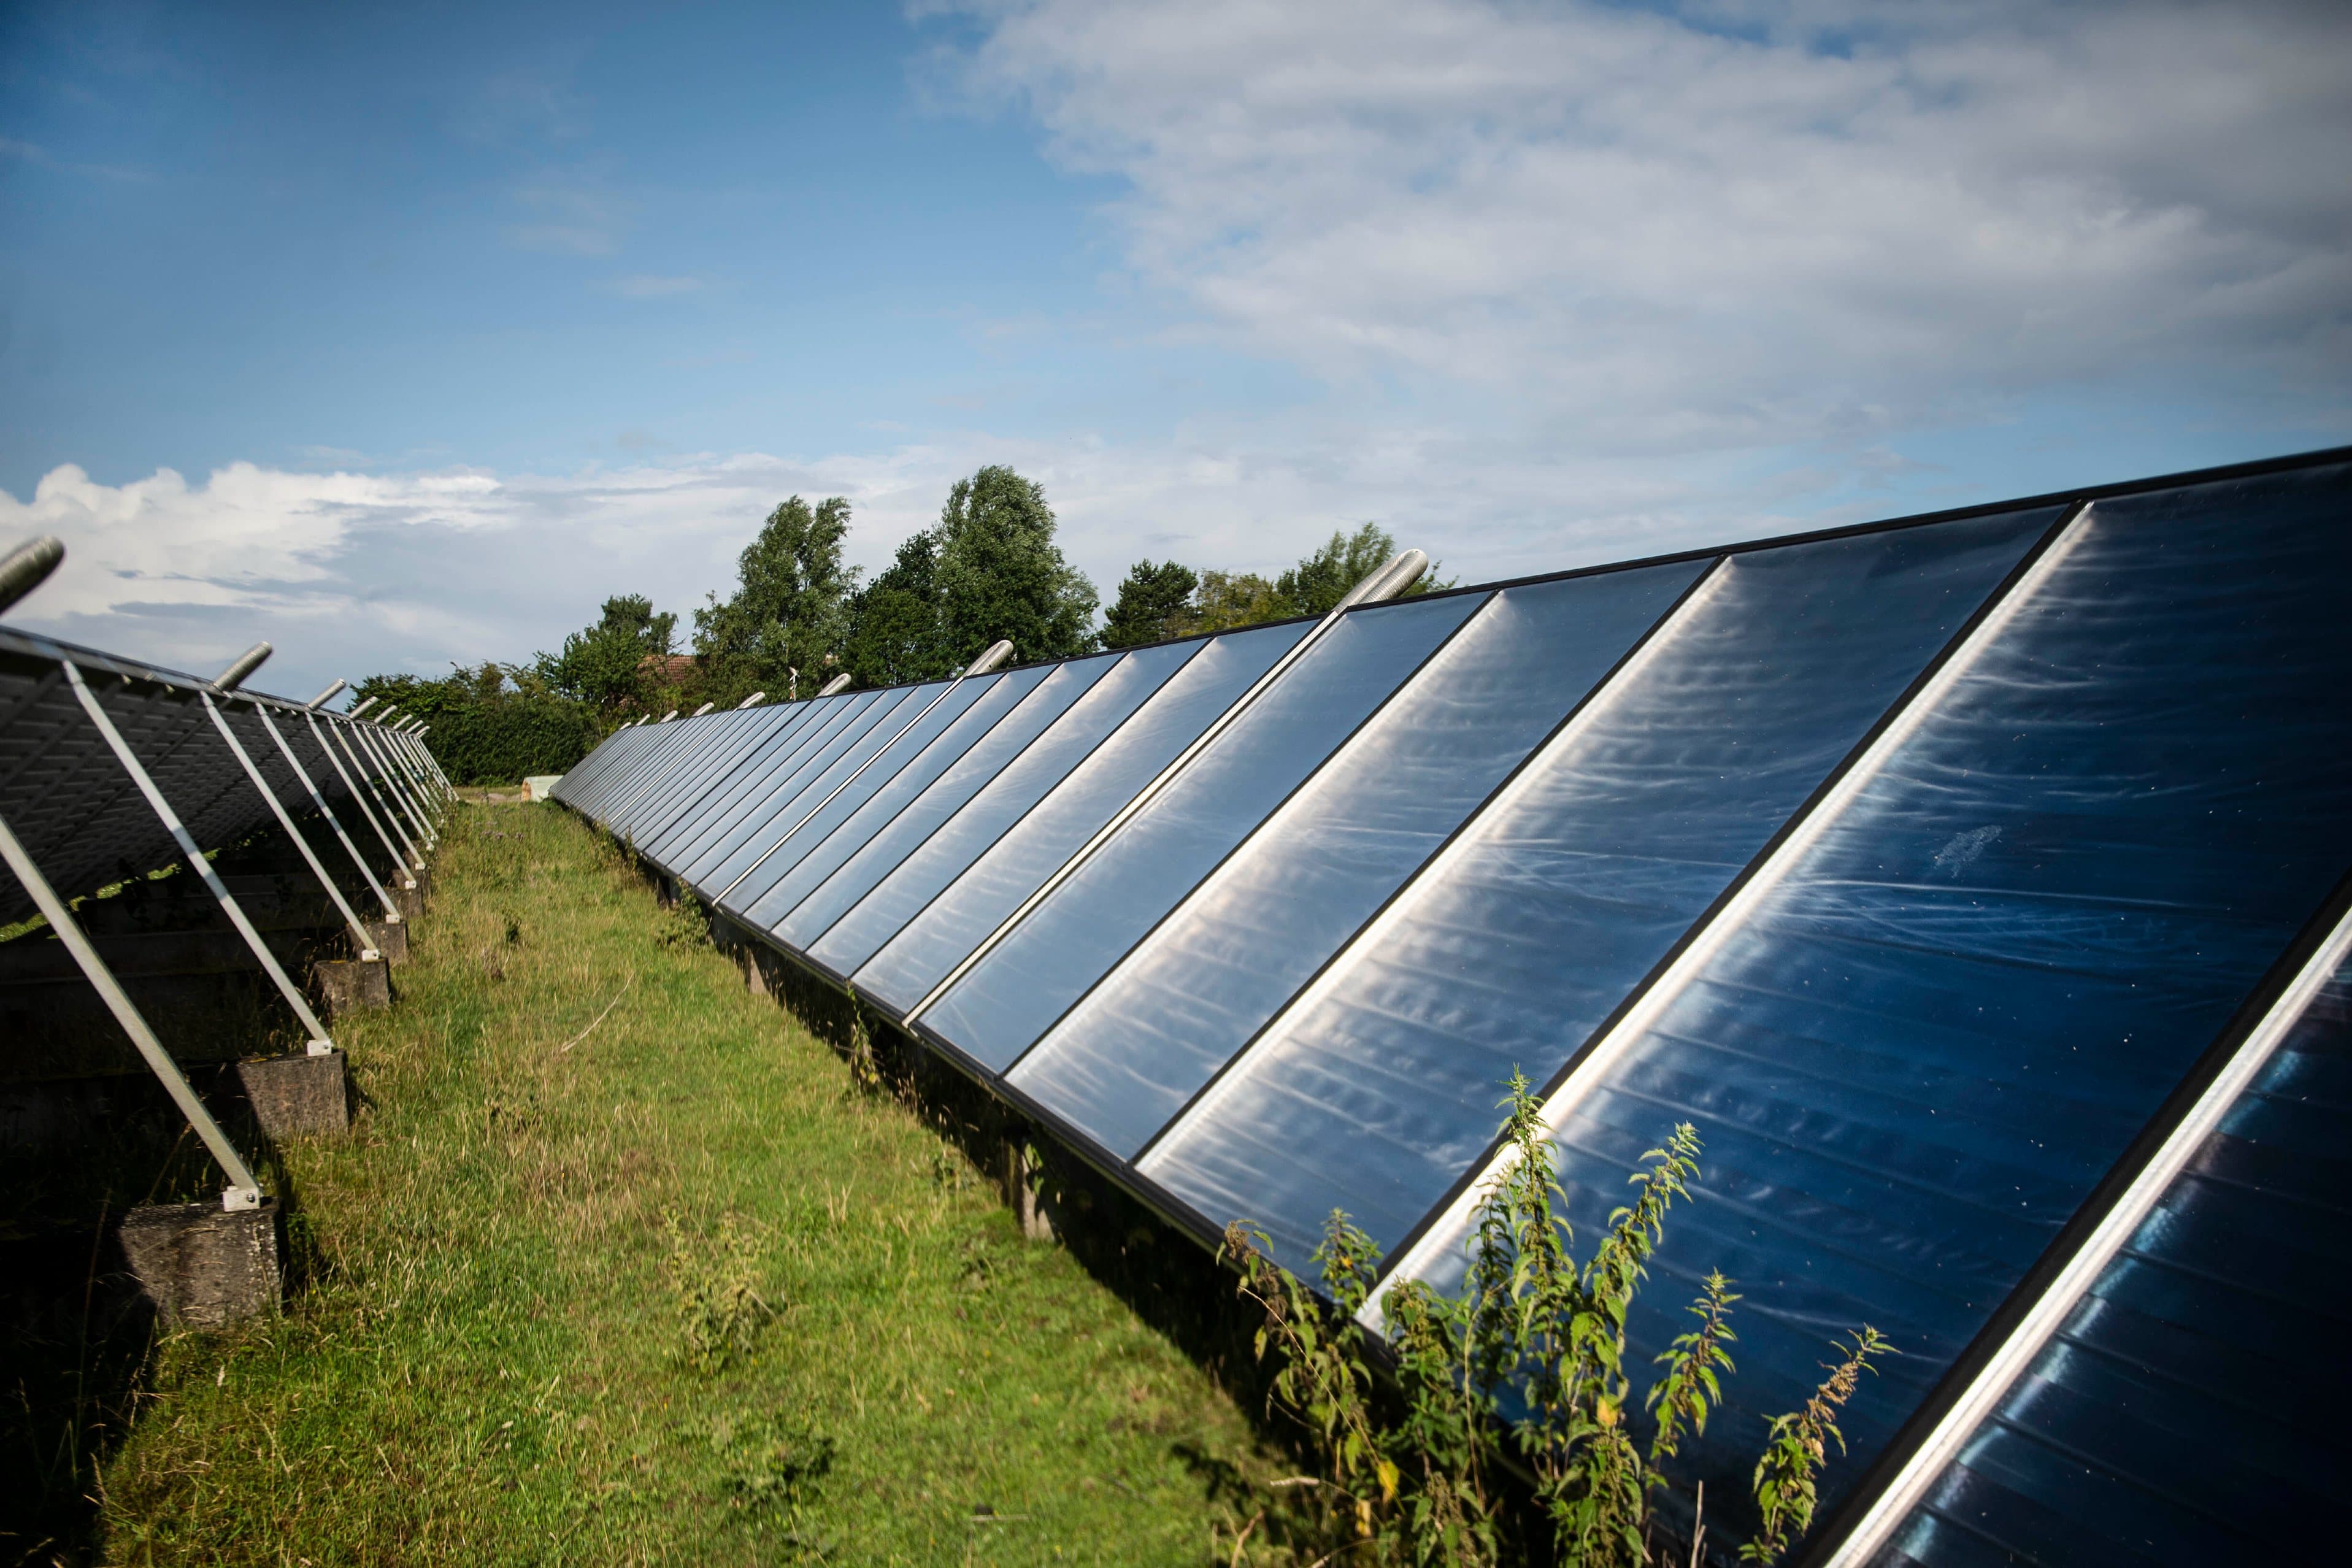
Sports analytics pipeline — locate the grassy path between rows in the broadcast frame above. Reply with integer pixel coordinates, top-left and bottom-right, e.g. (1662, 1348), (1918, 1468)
(100, 801), (1273, 1565)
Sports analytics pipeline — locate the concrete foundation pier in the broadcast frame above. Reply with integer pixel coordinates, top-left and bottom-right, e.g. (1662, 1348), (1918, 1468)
(364, 918), (409, 965)
(236, 1050), (349, 1138)
(313, 957), (390, 1017)
(117, 1199), (281, 1328)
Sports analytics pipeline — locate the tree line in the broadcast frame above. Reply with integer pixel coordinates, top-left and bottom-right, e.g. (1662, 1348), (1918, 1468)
(359, 463), (1439, 783)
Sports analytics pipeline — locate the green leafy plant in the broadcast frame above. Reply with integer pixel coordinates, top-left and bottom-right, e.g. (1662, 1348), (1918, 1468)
(655, 890), (711, 949)
(1223, 1212), (1401, 1553)
(1227, 1074), (1893, 1567)
(1740, 1328), (1893, 1565)
(704, 1408), (836, 1556)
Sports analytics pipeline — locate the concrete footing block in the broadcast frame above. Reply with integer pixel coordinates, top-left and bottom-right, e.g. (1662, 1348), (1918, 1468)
(314, 957), (390, 1017)
(236, 1050), (349, 1138)
(118, 1199), (281, 1328)
(365, 918), (409, 965)
(393, 883), (425, 923)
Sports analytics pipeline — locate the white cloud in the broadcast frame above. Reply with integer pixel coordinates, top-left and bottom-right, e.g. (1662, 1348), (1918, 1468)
(1, 428), (1767, 699)
(937, 0), (2352, 452)
(0, 454), (961, 698)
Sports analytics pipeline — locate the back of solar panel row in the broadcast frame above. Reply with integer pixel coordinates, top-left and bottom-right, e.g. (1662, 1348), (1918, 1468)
(0, 631), (434, 926)
(555, 452), (2352, 1566)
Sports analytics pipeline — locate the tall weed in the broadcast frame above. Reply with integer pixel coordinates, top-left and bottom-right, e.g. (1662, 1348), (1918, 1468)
(1223, 1073), (1891, 1566)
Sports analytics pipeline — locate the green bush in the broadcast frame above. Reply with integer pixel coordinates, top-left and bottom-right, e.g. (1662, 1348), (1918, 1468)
(1222, 1074), (1891, 1566)
(353, 664), (604, 785)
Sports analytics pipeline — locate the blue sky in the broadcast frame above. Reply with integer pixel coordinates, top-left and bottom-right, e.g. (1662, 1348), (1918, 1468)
(4, 1), (2348, 699)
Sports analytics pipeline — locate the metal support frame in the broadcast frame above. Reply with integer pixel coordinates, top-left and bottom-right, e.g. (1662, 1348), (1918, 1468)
(416, 731), (453, 801)
(397, 726), (446, 813)
(903, 553), (1428, 1024)
(329, 716), (426, 872)
(308, 710), (417, 886)
(348, 715), (429, 859)
(259, 707), (402, 922)
(1820, 896), (2352, 1564)
(202, 691), (381, 966)
(353, 721), (435, 848)
(1366, 505), (2095, 1323)
(713, 641), (1017, 907)
(63, 661), (336, 1055)
(0, 805), (263, 1209)
(396, 723), (453, 802)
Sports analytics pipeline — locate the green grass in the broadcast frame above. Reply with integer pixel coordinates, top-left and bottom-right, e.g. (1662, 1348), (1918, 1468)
(98, 802), (1275, 1564)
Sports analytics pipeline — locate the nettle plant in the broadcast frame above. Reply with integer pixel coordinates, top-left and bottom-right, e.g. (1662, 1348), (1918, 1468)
(1223, 1075), (1890, 1567)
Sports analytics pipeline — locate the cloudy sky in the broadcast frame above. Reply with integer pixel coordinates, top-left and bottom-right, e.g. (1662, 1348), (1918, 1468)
(3, 0), (2346, 699)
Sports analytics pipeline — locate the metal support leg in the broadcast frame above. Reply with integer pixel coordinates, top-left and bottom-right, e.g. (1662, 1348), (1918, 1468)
(325, 717), (425, 874)
(63, 662), (337, 1055)
(258, 707), (402, 923)
(364, 723), (436, 847)
(406, 728), (455, 803)
(203, 693), (381, 963)
(384, 725), (445, 821)
(0, 807), (263, 1209)
(355, 723), (434, 850)
(305, 710), (415, 888)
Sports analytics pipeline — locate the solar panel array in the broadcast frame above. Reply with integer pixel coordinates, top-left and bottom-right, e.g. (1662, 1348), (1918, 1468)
(555, 449), (2351, 1564)
(0, 628), (437, 925)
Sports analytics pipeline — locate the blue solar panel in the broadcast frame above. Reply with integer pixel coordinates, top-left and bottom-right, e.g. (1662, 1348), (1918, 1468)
(924, 590), (1487, 1072)
(1395, 463), (2352, 1538)
(775, 657), (1118, 956)
(1141, 506), (2056, 1269)
(805, 640), (1204, 981)
(858, 619), (1318, 1015)
(1874, 931), (2350, 1567)
(1007, 561), (1704, 1155)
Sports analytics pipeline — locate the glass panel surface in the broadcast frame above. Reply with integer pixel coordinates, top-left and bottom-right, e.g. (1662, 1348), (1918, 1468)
(696, 685), (930, 896)
(642, 702), (831, 864)
(574, 727), (659, 811)
(1007, 559), (1704, 1151)
(1142, 509), (2051, 1264)
(605, 712), (751, 833)
(720, 677), (993, 917)
(601, 714), (717, 807)
(1402, 463), (2352, 1542)
(632, 707), (811, 855)
(1875, 943), (2351, 1568)
(675, 692), (892, 885)
(784, 656), (1123, 959)
(745, 665), (1056, 937)
(855, 620), (1316, 1014)
(929, 592), (1487, 1070)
